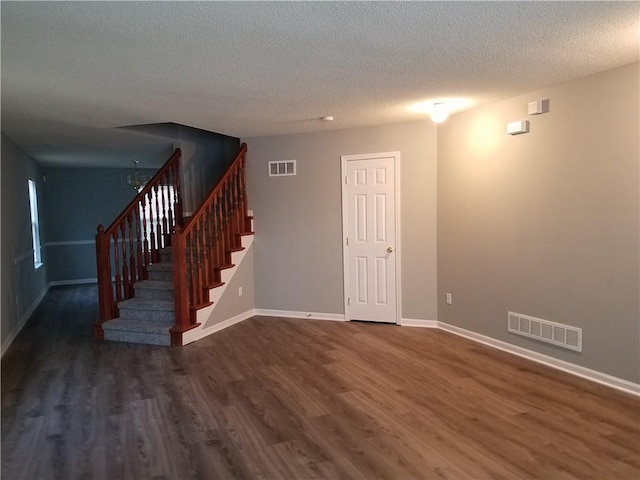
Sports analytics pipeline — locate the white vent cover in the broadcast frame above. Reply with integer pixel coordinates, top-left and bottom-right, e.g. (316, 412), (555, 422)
(507, 311), (582, 352)
(269, 160), (296, 177)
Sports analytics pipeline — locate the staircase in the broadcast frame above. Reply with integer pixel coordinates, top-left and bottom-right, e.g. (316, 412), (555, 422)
(101, 247), (176, 345)
(95, 144), (252, 346)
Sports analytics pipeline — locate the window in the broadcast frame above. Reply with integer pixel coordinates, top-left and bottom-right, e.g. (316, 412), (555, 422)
(28, 178), (43, 268)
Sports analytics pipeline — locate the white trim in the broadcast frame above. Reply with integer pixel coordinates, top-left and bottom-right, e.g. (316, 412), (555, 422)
(193, 236), (254, 321)
(181, 235), (254, 345)
(13, 249), (35, 264)
(49, 278), (97, 287)
(45, 240), (94, 247)
(254, 309), (346, 322)
(268, 160), (296, 177)
(437, 321), (640, 397)
(341, 151), (402, 325)
(400, 318), (438, 328)
(183, 309), (256, 345)
(1, 285), (49, 357)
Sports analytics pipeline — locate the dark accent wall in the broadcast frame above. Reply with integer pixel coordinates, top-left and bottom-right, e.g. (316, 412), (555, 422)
(178, 126), (240, 213)
(118, 123), (240, 212)
(40, 166), (157, 283)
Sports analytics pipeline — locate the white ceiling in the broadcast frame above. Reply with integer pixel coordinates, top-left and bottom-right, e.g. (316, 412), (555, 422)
(2, 1), (638, 167)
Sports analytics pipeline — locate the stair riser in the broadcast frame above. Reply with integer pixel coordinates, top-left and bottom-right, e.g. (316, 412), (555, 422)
(118, 308), (175, 323)
(160, 251), (172, 263)
(134, 288), (175, 301)
(104, 329), (171, 346)
(147, 270), (174, 282)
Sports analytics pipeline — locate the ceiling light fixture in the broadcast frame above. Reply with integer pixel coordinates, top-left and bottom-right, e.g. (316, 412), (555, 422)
(409, 98), (472, 123)
(121, 160), (149, 191)
(429, 102), (450, 123)
(321, 116), (334, 122)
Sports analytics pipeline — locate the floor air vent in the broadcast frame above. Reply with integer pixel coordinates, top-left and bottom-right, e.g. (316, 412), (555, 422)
(507, 312), (582, 352)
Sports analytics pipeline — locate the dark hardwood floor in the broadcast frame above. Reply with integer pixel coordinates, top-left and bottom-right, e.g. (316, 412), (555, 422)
(2, 285), (639, 480)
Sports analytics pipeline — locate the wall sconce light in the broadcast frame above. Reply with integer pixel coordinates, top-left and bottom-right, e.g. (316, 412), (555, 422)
(528, 99), (550, 115)
(429, 102), (450, 123)
(506, 120), (529, 135)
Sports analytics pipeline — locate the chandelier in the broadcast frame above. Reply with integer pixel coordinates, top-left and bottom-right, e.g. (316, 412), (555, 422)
(121, 160), (149, 191)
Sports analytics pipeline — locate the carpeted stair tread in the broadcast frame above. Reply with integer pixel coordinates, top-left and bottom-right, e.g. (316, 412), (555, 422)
(134, 280), (175, 301)
(146, 262), (174, 281)
(147, 263), (174, 271)
(135, 280), (174, 290)
(102, 318), (172, 346)
(102, 317), (174, 334)
(118, 298), (174, 311)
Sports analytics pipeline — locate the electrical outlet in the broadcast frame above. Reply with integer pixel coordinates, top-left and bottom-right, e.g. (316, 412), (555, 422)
(446, 293), (452, 305)
(238, 287), (243, 297)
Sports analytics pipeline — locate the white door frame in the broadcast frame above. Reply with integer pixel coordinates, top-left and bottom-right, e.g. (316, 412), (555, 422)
(341, 151), (402, 324)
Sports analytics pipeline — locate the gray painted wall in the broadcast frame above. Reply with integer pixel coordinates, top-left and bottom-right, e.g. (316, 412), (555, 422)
(41, 166), (156, 283)
(1, 134), (49, 352)
(437, 63), (639, 382)
(203, 245), (255, 328)
(4, 63), (636, 388)
(244, 121), (438, 321)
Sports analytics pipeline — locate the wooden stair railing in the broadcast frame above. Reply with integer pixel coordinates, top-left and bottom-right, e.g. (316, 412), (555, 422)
(170, 143), (250, 346)
(95, 148), (183, 338)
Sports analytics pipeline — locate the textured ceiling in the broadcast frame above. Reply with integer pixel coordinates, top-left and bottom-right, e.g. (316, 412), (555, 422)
(1, 1), (638, 167)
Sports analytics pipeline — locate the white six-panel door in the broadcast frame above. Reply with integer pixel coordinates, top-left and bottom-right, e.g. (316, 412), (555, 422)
(342, 152), (400, 323)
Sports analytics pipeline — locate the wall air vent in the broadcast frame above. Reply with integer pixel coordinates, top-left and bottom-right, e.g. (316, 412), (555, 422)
(269, 160), (296, 177)
(507, 311), (582, 352)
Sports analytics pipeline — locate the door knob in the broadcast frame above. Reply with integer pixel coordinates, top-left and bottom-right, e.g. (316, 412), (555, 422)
(387, 246), (394, 253)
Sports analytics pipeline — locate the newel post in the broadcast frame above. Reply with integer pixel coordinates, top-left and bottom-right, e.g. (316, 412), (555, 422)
(240, 147), (251, 233)
(173, 151), (184, 228)
(170, 225), (189, 346)
(95, 224), (114, 339)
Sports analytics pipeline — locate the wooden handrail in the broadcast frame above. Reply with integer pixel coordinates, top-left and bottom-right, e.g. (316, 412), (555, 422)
(103, 148), (183, 235)
(181, 143), (247, 236)
(95, 143), (251, 347)
(95, 148), (183, 330)
(170, 143), (250, 345)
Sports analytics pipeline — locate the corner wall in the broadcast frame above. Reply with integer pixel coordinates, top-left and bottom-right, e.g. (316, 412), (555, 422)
(244, 121), (438, 321)
(437, 63), (640, 383)
(1, 134), (49, 353)
(173, 126), (240, 214)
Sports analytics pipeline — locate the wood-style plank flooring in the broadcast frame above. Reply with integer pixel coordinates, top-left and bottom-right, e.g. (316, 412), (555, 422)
(2, 285), (639, 479)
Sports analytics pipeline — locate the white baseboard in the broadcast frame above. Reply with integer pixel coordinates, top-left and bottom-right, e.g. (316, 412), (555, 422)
(254, 309), (346, 322)
(184, 236), (254, 345)
(183, 309), (256, 345)
(185, 306), (344, 345)
(1, 285), (50, 357)
(437, 321), (640, 397)
(400, 318), (438, 328)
